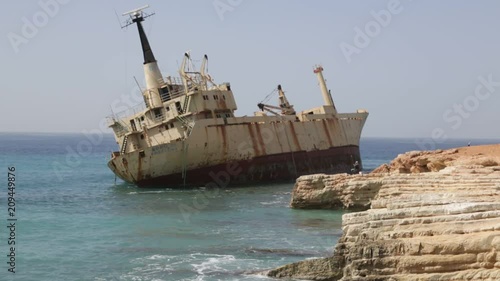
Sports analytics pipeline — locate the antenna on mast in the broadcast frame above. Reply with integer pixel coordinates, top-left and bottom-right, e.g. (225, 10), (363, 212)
(120, 5), (155, 29)
(120, 4), (157, 64)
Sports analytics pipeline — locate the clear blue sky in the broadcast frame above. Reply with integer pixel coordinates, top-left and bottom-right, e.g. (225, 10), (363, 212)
(1, 0), (499, 139)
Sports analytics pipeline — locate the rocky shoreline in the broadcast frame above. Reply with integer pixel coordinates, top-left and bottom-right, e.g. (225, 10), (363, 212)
(266, 144), (500, 281)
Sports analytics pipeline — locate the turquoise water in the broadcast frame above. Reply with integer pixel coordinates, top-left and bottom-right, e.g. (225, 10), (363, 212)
(0, 133), (498, 281)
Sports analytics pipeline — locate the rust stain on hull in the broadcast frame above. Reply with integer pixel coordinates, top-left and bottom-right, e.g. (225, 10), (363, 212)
(253, 124), (267, 155)
(272, 123), (285, 153)
(219, 126), (228, 160)
(288, 122), (302, 151)
(137, 152), (143, 181)
(136, 145), (361, 187)
(246, 123), (261, 156)
(321, 119), (333, 148)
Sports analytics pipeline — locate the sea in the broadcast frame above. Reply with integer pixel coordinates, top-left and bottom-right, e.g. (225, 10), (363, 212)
(0, 133), (498, 281)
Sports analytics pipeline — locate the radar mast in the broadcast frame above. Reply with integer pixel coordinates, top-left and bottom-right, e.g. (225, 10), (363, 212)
(122, 5), (164, 99)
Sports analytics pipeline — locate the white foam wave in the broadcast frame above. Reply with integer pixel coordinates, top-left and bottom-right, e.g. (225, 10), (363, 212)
(146, 254), (175, 260)
(125, 253), (272, 280)
(191, 254), (236, 275)
(127, 190), (170, 195)
(259, 200), (284, 206)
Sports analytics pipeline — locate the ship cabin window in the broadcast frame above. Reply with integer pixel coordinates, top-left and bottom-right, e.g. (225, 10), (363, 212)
(166, 106), (170, 112)
(160, 86), (171, 102)
(140, 134), (144, 140)
(225, 113), (231, 117)
(140, 116), (145, 121)
(170, 123), (175, 129)
(213, 95), (219, 100)
(203, 95), (209, 100)
(216, 113), (221, 118)
(175, 101), (183, 114)
(130, 119), (137, 131)
(153, 108), (163, 120)
(222, 95), (226, 100)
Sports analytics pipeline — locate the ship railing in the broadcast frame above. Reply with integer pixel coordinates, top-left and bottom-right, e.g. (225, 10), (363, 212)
(163, 76), (204, 98)
(159, 89), (186, 103)
(106, 116), (116, 127)
(108, 103), (147, 123)
(107, 117), (131, 137)
(153, 112), (166, 123)
(169, 89), (186, 100)
(159, 91), (170, 102)
(164, 76), (184, 85)
(336, 113), (368, 120)
(106, 116), (127, 128)
(187, 83), (202, 93)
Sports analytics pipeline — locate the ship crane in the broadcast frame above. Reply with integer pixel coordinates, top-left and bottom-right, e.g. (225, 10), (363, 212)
(257, 85), (296, 116)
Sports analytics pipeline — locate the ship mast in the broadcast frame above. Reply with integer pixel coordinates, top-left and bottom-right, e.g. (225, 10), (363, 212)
(123, 5), (164, 108)
(314, 66), (337, 114)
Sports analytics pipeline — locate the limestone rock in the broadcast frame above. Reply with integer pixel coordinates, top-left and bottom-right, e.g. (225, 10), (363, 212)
(270, 144), (500, 281)
(276, 168), (500, 280)
(336, 168), (500, 281)
(371, 145), (500, 175)
(266, 256), (343, 281)
(290, 174), (383, 210)
(427, 160), (446, 172)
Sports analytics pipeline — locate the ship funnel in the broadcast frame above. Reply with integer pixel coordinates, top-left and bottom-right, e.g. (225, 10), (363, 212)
(313, 66), (337, 114)
(123, 5), (164, 91)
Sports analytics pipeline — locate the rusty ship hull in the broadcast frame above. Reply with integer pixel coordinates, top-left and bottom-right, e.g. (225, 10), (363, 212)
(108, 114), (367, 187)
(107, 6), (368, 188)
(123, 145), (360, 187)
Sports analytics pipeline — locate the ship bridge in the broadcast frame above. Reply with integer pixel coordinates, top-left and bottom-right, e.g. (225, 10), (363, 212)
(108, 7), (239, 155)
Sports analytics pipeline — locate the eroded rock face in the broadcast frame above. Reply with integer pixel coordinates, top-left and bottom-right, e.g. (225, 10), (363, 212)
(291, 146), (500, 210)
(337, 168), (500, 281)
(371, 147), (499, 174)
(270, 144), (500, 281)
(290, 174), (383, 210)
(266, 256), (344, 281)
